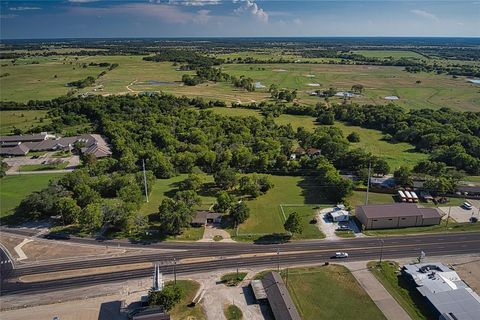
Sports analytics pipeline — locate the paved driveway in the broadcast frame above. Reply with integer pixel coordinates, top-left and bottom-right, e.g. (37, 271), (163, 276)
(438, 204), (479, 223)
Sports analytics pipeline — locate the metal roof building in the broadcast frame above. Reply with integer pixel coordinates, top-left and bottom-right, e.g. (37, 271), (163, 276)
(261, 272), (301, 320)
(356, 204), (442, 229)
(402, 263), (480, 320)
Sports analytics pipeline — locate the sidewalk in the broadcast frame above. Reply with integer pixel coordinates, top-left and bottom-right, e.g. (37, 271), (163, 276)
(345, 261), (411, 320)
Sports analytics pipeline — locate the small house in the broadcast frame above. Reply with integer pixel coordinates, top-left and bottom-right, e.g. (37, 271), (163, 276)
(190, 211), (222, 227)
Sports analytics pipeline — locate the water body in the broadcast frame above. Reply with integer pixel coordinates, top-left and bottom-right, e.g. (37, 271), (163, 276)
(146, 80), (175, 85)
(336, 91), (357, 97)
(384, 95), (399, 100)
(467, 79), (480, 84)
(255, 82), (266, 89)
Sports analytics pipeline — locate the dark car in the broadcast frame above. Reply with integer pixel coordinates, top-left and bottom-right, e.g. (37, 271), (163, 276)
(44, 233), (71, 240)
(336, 225), (351, 231)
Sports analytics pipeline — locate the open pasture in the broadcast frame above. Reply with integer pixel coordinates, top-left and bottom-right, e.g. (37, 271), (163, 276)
(0, 110), (50, 135)
(1, 54), (478, 111)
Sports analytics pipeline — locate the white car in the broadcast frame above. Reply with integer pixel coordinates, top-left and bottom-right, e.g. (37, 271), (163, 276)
(463, 202), (473, 210)
(335, 252), (349, 258)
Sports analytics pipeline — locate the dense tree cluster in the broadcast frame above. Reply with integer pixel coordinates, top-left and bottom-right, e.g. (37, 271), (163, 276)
(143, 49), (222, 69)
(16, 159), (154, 233)
(333, 104), (480, 174)
(66, 76), (96, 89)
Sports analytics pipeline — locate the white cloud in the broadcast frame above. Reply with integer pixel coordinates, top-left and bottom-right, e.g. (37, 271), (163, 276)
(150, 0), (220, 6)
(233, 0), (268, 23)
(9, 7), (41, 11)
(293, 18), (302, 25)
(411, 9), (439, 22)
(193, 9), (211, 24)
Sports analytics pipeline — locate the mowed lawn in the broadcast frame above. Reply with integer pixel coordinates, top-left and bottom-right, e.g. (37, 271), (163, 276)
(0, 110), (50, 135)
(334, 121), (428, 170)
(0, 173), (64, 219)
(281, 205), (326, 239)
(238, 175), (333, 235)
(286, 265), (385, 320)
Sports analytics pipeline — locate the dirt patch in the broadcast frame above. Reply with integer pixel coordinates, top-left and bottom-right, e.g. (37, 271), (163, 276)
(453, 259), (480, 293)
(20, 239), (126, 262)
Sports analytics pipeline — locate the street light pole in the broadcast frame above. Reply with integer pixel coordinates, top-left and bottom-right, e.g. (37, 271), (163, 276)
(445, 206), (451, 230)
(379, 239), (385, 264)
(277, 248), (280, 272)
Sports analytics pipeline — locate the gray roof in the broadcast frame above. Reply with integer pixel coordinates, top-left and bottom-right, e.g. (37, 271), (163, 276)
(0, 144), (30, 156)
(0, 133), (47, 143)
(357, 203), (441, 219)
(262, 272), (301, 320)
(251, 279), (267, 300)
(403, 263), (480, 320)
(456, 185), (480, 194)
(191, 211), (222, 225)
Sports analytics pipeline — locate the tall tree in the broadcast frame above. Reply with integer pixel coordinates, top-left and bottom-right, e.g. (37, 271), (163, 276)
(284, 212), (303, 235)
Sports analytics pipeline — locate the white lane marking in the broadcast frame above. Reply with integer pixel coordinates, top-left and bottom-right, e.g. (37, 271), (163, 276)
(14, 238), (33, 261)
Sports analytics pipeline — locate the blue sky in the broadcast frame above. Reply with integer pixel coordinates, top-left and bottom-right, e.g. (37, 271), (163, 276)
(1, 1), (479, 39)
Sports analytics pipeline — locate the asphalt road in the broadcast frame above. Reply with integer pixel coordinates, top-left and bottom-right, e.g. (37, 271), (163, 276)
(1, 231), (479, 296)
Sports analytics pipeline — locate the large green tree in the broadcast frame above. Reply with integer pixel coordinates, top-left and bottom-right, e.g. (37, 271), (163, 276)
(284, 212), (303, 235)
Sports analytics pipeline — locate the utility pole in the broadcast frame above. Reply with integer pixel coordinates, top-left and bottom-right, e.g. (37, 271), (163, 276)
(379, 239), (385, 264)
(173, 257), (177, 285)
(365, 161), (371, 205)
(277, 248), (280, 272)
(445, 206), (451, 229)
(142, 159), (149, 203)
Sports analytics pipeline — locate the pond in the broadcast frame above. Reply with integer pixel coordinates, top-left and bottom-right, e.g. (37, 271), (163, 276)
(255, 82), (266, 89)
(145, 80), (176, 86)
(384, 95), (399, 100)
(467, 79), (480, 84)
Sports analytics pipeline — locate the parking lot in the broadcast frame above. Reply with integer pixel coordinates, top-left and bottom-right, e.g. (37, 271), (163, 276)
(438, 201), (480, 223)
(316, 207), (363, 240)
(3, 152), (79, 173)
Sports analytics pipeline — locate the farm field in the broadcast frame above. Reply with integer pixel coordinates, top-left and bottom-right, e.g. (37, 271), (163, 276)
(285, 265), (385, 320)
(0, 173), (64, 220)
(0, 110), (50, 135)
(1, 55), (479, 111)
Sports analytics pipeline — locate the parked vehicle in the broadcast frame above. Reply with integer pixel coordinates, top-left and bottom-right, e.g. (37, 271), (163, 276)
(336, 225), (351, 231)
(333, 252), (349, 259)
(463, 202), (473, 210)
(44, 233), (71, 240)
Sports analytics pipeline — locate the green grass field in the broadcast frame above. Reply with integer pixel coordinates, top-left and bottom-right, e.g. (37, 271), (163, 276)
(224, 304), (242, 320)
(18, 162), (68, 172)
(0, 173), (64, 220)
(334, 122), (428, 170)
(168, 280), (205, 320)
(368, 261), (431, 320)
(2, 54), (478, 111)
(0, 110), (50, 135)
(285, 265), (385, 320)
(238, 175), (332, 236)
